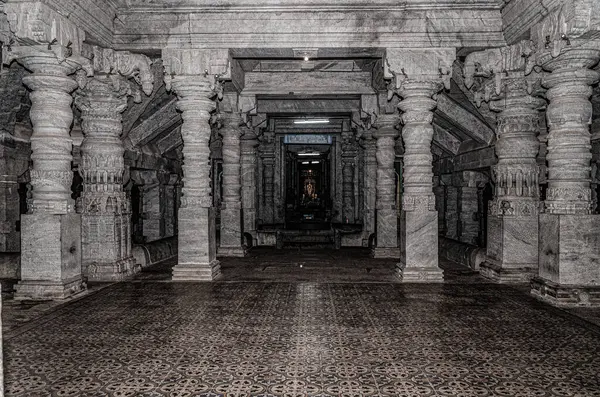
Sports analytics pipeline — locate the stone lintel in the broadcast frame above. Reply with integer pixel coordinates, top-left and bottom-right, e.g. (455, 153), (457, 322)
(114, 10), (505, 51)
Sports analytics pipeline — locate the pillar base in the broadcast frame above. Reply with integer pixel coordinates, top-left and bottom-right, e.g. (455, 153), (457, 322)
(479, 261), (537, 284)
(172, 260), (221, 281)
(217, 246), (247, 257)
(531, 277), (600, 307)
(86, 256), (138, 282)
(371, 247), (400, 258)
(19, 213), (83, 300)
(396, 263), (444, 283)
(14, 276), (85, 300)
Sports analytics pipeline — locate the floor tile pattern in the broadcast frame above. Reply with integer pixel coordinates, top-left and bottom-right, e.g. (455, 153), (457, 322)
(4, 252), (600, 396)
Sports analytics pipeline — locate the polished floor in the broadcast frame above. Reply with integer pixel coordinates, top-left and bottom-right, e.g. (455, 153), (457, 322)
(3, 249), (600, 397)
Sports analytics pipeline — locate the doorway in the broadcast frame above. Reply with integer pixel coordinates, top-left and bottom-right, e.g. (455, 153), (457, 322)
(284, 145), (332, 230)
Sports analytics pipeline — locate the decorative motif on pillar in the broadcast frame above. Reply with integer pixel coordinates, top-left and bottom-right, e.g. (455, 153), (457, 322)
(74, 45), (154, 281)
(361, 130), (378, 240)
(162, 48), (230, 280)
(385, 48), (455, 281)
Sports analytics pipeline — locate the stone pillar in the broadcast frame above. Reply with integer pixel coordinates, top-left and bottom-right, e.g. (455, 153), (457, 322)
(163, 174), (179, 238)
(530, 41), (600, 305)
(372, 114), (400, 258)
(5, 46), (88, 299)
(217, 112), (246, 257)
(455, 171), (489, 246)
(261, 131), (276, 225)
(0, 138), (28, 253)
(361, 131), (378, 244)
(385, 48), (455, 282)
(76, 76), (136, 281)
(163, 48), (229, 281)
(143, 172), (162, 242)
(74, 46), (153, 281)
(341, 130), (357, 224)
(443, 176), (459, 240)
(241, 128), (259, 244)
(464, 41), (544, 283)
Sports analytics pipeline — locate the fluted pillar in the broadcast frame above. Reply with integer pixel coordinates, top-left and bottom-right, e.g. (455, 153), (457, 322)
(76, 76), (136, 281)
(241, 128), (259, 245)
(530, 41), (600, 306)
(163, 49), (229, 281)
(396, 81), (444, 281)
(372, 114), (400, 258)
(6, 47), (86, 299)
(218, 112), (246, 257)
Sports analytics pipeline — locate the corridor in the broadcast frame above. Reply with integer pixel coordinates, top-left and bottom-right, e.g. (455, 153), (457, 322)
(3, 250), (600, 397)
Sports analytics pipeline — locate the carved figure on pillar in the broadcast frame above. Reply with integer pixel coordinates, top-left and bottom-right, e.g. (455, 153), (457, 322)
(361, 130), (378, 245)
(464, 40), (545, 283)
(385, 48), (455, 282)
(75, 45), (154, 282)
(163, 48), (229, 281)
(526, 12), (600, 305)
(216, 104), (246, 257)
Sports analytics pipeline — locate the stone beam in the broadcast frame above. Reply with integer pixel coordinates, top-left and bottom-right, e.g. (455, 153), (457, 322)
(123, 97), (179, 149)
(436, 93), (495, 145)
(257, 98), (360, 114)
(243, 72), (375, 95)
(432, 122), (461, 155)
(156, 125), (183, 155)
(113, 7), (505, 51)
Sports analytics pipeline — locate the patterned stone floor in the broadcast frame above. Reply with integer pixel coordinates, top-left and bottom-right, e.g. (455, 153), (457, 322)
(3, 249), (600, 397)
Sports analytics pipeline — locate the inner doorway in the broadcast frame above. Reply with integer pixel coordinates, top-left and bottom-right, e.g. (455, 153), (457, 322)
(284, 142), (332, 230)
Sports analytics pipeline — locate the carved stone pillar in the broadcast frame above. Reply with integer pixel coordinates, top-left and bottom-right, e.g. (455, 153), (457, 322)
(163, 49), (229, 281)
(397, 81), (444, 281)
(217, 112), (246, 257)
(261, 130), (276, 225)
(163, 174), (179, 238)
(386, 48), (455, 282)
(361, 131), (378, 244)
(372, 114), (400, 258)
(76, 77), (135, 280)
(530, 40), (600, 305)
(143, 172), (162, 242)
(464, 41), (545, 283)
(5, 46), (89, 299)
(341, 130), (357, 224)
(241, 128), (259, 244)
(455, 171), (489, 246)
(74, 47), (153, 281)
(443, 176), (459, 240)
